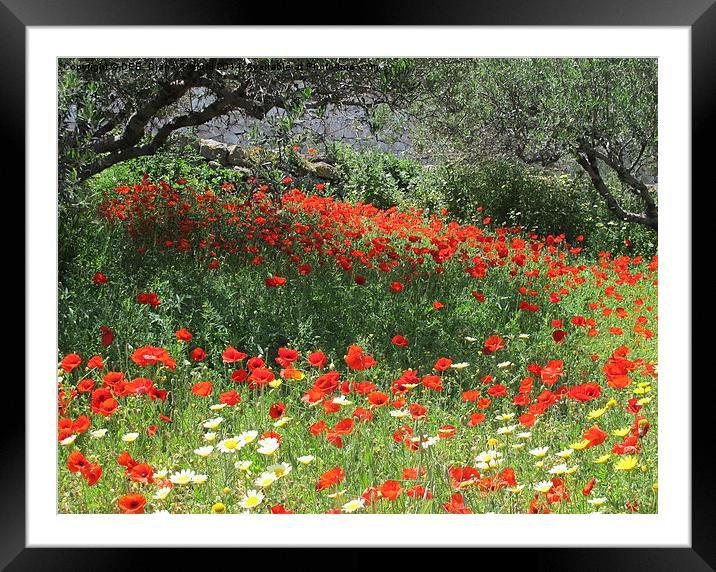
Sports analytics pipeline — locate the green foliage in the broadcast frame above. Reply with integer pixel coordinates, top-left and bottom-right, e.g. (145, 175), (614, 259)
(329, 144), (656, 256)
(329, 142), (454, 217)
(441, 161), (657, 256)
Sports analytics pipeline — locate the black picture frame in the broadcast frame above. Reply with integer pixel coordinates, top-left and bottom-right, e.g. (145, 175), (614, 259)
(8, 1), (710, 569)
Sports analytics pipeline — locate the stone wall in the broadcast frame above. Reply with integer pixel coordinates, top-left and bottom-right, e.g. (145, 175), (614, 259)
(195, 104), (412, 156)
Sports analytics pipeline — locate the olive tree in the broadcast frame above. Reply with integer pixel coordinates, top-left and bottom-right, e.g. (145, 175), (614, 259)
(410, 58), (658, 231)
(58, 57), (416, 198)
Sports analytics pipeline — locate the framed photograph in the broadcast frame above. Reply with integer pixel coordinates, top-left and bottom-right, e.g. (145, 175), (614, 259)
(10, 0), (709, 568)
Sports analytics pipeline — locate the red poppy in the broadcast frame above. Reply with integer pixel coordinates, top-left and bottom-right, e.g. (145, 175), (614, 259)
(118, 493), (146, 514)
(443, 493), (472, 514)
(582, 477), (596, 496)
(72, 415), (91, 433)
(247, 356), (266, 370)
(117, 451), (137, 469)
(518, 413), (536, 427)
(191, 347), (207, 361)
(309, 420), (327, 436)
(422, 375), (443, 391)
(175, 328), (193, 342)
(131, 346), (176, 370)
(81, 463), (103, 486)
(265, 276), (287, 288)
(67, 450), (89, 473)
(583, 424), (608, 448)
(269, 402), (286, 419)
(344, 345), (376, 371)
(389, 281), (404, 293)
(307, 351), (327, 368)
(77, 378), (95, 393)
(220, 390), (242, 406)
(407, 485), (433, 499)
(462, 390), (480, 402)
(368, 391), (389, 407)
(271, 505), (295, 514)
(222, 346), (248, 363)
(433, 357), (452, 371)
(391, 335), (410, 347)
(325, 430), (343, 448)
(316, 467), (345, 491)
(409, 403), (427, 420)
(552, 330), (568, 343)
(86, 355), (104, 369)
(61, 354), (82, 373)
(483, 335), (505, 354)
(334, 418), (354, 434)
(92, 272), (109, 285)
(568, 383), (602, 402)
(438, 425), (456, 438)
(129, 463), (154, 484)
(380, 480), (403, 500)
(191, 381), (212, 397)
(137, 292), (161, 307)
(249, 367), (275, 386)
(468, 412), (486, 426)
(90, 388), (118, 417)
(488, 384), (507, 397)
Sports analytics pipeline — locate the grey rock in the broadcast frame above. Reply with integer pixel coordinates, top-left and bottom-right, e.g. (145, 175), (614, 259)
(227, 144), (252, 167)
(199, 139), (228, 162)
(307, 161), (337, 180)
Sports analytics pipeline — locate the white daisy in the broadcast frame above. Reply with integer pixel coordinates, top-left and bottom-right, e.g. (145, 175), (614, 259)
(497, 424), (518, 435)
(268, 463), (292, 478)
(254, 472), (278, 488)
(237, 430), (259, 446)
(217, 437), (242, 453)
(170, 469), (196, 485)
(239, 489), (264, 509)
(533, 480), (553, 493)
(341, 498), (366, 513)
(256, 437), (280, 455)
(153, 487), (172, 500)
(202, 417), (224, 429)
(529, 446), (549, 458)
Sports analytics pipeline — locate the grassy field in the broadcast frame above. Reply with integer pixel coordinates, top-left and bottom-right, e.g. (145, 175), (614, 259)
(57, 170), (657, 515)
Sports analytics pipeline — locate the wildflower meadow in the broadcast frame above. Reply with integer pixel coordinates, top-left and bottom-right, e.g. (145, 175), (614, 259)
(57, 57), (658, 515)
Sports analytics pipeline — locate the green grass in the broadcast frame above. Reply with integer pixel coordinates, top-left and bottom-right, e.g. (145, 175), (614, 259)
(57, 163), (657, 515)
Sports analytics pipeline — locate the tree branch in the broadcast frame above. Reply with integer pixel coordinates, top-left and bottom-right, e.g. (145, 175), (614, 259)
(575, 147), (657, 231)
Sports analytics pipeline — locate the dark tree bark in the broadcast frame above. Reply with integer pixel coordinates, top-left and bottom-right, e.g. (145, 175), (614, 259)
(575, 144), (658, 232)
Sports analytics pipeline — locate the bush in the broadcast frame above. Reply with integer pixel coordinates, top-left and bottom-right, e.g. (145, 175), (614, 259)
(440, 160), (656, 256)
